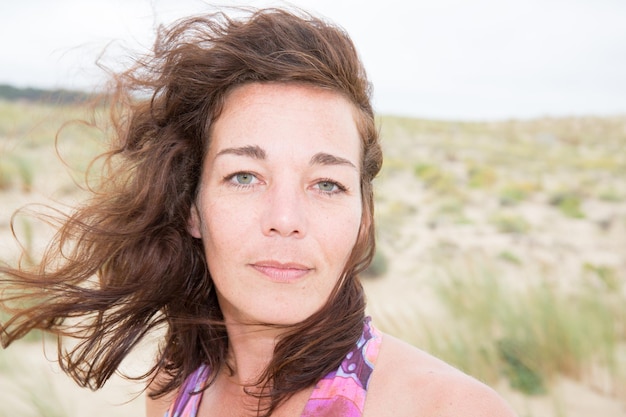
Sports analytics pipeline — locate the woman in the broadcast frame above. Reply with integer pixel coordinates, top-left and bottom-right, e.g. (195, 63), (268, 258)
(1, 7), (517, 417)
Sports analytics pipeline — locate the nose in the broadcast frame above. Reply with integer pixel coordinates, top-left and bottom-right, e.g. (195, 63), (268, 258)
(261, 181), (308, 238)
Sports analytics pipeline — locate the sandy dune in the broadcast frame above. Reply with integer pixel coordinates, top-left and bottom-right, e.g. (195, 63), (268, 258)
(2, 113), (625, 416)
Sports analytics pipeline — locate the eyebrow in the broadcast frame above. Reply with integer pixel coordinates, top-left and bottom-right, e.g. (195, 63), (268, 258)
(215, 145), (357, 169)
(215, 145), (266, 160)
(310, 152), (357, 169)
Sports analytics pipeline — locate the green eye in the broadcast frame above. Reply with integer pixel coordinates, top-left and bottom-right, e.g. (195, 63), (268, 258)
(318, 181), (337, 192)
(235, 173), (254, 184)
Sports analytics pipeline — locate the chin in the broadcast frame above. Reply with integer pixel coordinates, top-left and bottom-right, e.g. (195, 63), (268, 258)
(259, 308), (318, 326)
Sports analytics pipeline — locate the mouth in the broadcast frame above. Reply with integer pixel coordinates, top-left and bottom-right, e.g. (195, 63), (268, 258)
(250, 260), (313, 283)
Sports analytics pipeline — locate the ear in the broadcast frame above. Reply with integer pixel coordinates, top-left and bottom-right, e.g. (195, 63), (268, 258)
(187, 203), (203, 238)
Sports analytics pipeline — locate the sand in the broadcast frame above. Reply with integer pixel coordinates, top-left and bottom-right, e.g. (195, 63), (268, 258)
(1, 115), (625, 416)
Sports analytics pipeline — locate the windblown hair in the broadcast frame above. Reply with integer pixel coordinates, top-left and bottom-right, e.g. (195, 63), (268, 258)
(0, 7), (382, 415)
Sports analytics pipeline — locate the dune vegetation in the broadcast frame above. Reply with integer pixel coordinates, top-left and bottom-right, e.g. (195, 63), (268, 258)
(1, 97), (625, 416)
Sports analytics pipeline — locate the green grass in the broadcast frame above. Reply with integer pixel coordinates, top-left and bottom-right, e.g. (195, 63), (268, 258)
(548, 191), (586, 219)
(498, 250), (523, 265)
(0, 345), (68, 417)
(467, 163), (498, 189)
(598, 188), (625, 203)
(0, 99), (106, 196)
(0, 154), (35, 192)
(402, 257), (625, 397)
(376, 113), (625, 408)
(583, 263), (621, 292)
(429, 196), (471, 226)
(1, 101), (625, 416)
(498, 182), (537, 206)
(362, 249), (389, 278)
(489, 212), (531, 234)
(413, 162), (458, 194)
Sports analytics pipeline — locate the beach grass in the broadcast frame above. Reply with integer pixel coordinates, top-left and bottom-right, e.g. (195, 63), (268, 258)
(1, 100), (626, 416)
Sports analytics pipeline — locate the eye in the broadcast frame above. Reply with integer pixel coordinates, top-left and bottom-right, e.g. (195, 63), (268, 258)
(225, 171), (260, 187)
(314, 179), (347, 195)
(234, 172), (255, 185)
(318, 181), (338, 192)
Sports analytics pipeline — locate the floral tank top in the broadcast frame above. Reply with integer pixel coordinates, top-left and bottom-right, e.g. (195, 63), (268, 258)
(164, 317), (382, 417)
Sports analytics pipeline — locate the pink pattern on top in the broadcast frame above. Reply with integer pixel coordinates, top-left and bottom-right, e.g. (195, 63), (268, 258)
(164, 317), (382, 417)
(164, 364), (210, 417)
(301, 316), (382, 416)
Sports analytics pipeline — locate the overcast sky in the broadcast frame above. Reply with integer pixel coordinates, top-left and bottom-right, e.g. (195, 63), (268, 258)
(2, 0), (626, 120)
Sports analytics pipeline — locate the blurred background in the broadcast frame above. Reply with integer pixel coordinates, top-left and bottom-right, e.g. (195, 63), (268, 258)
(2, 0), (626, 120)
(1, 1), (625, 416)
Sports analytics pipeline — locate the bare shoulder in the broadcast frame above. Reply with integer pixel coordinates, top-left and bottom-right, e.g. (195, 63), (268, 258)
(365, 332), (518, 417)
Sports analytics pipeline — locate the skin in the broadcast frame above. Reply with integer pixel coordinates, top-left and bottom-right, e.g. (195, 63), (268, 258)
(146, 83), (518, 417)
(188, 83), (363, 330)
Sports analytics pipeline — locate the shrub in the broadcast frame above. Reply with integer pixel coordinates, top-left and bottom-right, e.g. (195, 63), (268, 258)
(498, 181), (537, 206)
(413, 163), (457, 194)
(498, 250), (522, 265)
(490, 213), (531, 234)
(362, 249), (389, 278)
(549, 191), (585, 219)
(498, 338), (547, 395)
(408, 256), (626, 396)
(467, 164), (498, 189)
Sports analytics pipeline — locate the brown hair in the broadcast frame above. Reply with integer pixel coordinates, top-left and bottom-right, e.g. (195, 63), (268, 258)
(0, 7), (382, 414)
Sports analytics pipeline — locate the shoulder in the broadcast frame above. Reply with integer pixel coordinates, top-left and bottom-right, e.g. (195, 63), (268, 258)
(365, 332), (518, 417)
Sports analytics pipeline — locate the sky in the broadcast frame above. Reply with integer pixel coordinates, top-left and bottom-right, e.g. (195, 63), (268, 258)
(2, 0), (626, 120)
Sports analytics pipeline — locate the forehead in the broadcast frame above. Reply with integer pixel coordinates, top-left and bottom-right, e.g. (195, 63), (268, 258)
(208, 83), (362, 162)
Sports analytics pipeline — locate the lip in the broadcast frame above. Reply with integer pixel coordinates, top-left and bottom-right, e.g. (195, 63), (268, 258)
(250, 260), (312, 283)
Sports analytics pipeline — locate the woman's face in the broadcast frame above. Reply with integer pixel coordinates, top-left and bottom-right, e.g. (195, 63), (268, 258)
(188, 83), (363, 325)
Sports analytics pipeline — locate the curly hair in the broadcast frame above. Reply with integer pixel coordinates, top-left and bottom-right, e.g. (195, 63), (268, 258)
(0, 7), (382, 415)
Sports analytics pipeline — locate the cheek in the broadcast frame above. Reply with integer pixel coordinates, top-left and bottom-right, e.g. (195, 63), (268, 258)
(325, 205), (362, 260)
(199, 201), (252, 256)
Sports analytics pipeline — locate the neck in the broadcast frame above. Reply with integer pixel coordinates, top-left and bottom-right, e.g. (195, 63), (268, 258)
(209, 321), (316, 417)
(223, 320), (285, 386)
